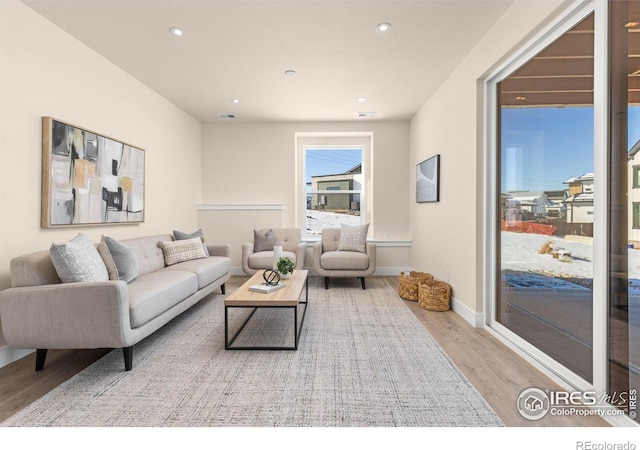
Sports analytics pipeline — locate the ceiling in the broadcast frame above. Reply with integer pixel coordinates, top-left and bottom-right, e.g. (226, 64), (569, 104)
(23, 0), (514, 123)
(501, 2), (640, 108)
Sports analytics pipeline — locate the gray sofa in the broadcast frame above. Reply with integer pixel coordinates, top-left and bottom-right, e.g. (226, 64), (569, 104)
(0, 234), (231, 371)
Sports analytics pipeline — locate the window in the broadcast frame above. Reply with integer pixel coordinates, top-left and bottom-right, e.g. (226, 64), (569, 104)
(633, 166), (640, 188)
(304, 147), (364, 236)
(633, 203), (640, 229)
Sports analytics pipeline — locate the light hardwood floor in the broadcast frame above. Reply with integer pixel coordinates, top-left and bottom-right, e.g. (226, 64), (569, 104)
(0, 276), (608, 426)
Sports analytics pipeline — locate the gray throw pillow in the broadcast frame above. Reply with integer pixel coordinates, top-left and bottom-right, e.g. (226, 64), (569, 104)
(173, 229), (210, 256)
(337, 223), (369, 253)
(102, 236), (139, 283)
(50, 233), (109, 283)
(97, 240), (119, 280)
(253, 229), (276, 252)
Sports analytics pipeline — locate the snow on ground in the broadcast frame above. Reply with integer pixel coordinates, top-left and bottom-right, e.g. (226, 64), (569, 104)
(501, 231), (640, 293)
(306, 210), (361, 235)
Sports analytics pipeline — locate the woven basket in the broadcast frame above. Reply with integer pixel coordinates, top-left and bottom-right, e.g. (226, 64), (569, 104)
(398, 271), (433, 301)
(418, 280), (451, 311)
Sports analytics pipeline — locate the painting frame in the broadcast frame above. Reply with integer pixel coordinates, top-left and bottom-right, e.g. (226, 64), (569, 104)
(41, 117), (145, 228)
(416, 154), (440, 203)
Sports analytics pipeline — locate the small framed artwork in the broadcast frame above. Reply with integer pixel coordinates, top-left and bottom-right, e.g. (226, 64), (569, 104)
(416, 154), (440, 203)
(41, 117), (145, 228)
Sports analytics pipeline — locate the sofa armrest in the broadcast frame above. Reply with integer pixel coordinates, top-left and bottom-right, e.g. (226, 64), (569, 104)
(207, 243), (231, 258)
(295, 242), (307, 269)
(311, 241), (323, 269)
(0, 281), (131, 349)
(365, 242), (377, 274)
(241, 242), (255, 275)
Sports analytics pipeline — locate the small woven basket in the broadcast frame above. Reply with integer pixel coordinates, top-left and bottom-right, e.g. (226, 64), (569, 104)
(418, 280), (451, 311)
(399, 271), (434, 301)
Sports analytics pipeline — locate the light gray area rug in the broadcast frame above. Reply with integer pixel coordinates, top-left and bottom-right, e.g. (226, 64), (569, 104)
(2, 277), (503, 427)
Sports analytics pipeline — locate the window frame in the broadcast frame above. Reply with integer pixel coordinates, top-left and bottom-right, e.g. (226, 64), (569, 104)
(295, 132), (373, 240)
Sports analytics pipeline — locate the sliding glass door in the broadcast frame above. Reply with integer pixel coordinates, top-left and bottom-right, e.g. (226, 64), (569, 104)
(496, 14), (595, 383)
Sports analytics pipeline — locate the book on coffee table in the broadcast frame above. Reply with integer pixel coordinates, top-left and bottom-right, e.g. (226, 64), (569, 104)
(248, 283), (287, 293)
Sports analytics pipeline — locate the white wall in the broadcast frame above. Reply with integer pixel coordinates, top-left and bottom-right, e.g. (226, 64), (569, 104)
(409, 0), (566, 322)
(199, 121), (411, 272)
(0, 1), (202, 359)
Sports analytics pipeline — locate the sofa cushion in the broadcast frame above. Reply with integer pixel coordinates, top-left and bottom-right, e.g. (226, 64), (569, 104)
(248, 251), (297, 270)
(161, 256), (231, 289)
(320, 250), (370, 271)
(128, 271), (198, 328)
(157, 237), (207, 266)
(173, 229), (210, 256)
(338, 223), (369, 253)
(122, 234), (172, 276)
(102, 236), (139, 282)
(254, 228), (276, 252)
(49, 233), (109, 283)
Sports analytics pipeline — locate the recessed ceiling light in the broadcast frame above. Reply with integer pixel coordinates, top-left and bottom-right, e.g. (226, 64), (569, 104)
(625, 21), (640, 28)
(284, 70), (297, 77)
(169, 27), (184, 36)
(516, 96), (527, 101)
(357, 97), (367, 103)
(231, 99), (240, 104)
(376, 23), (392, 32)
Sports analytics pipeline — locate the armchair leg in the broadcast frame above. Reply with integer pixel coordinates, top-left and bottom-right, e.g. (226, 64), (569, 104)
(360, 277), (366, 290)
(35, 349), (48, 371)
(325, 277), (329, 289)
(221, 283), (226, 295)
(123, 346), (133, 371)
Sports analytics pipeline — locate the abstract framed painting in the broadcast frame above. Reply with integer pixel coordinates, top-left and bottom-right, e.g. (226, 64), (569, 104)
(41, 117), (145, 228)
(416, 154), (440, 203)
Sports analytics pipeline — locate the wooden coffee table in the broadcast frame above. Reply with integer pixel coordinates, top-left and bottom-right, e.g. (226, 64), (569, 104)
(224, 269), (308, 350)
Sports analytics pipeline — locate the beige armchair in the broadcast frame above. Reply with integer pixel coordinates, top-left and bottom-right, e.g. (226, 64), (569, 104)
(312, 227), (376, 289)
(242, 228), (306, 275)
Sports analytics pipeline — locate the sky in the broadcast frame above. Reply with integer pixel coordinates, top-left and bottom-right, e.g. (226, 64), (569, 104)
(305, 148), (362, 185)
(501, 106), (640, 192)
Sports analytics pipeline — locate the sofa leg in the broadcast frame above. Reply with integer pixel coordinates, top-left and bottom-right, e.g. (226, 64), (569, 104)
(325, 277), (329, 289)
(35, 349), (48, 371)
(360, 277), (366, 290)
(221, 283), (226, 295)
(123, 346), (133, 371)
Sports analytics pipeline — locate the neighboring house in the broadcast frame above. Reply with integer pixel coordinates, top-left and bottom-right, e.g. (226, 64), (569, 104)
(628, 139), (640, 243)
(544, 190), (567, 219)
(505, 191), (550, 219)
(563, 173), (594, 224)
(309, 164), (362, 213)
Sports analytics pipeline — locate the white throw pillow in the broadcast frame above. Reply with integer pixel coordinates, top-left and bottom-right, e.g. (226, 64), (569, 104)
(337, 223), (369, 253)
(50, 233), (109, 283)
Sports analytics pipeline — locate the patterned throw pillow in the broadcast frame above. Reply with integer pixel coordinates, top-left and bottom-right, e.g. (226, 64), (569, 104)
(253, 229), (276, 252)
(50, 233), (109, 283)
(173, 229), (210, 256)
(337, 223), (369, 253)
(157, 237), (207, 266)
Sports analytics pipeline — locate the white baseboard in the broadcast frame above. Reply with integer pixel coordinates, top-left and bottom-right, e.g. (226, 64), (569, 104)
(230, 266), (413, 277)
(451, 296), (485, 327)
(0, 345), (33, 369)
